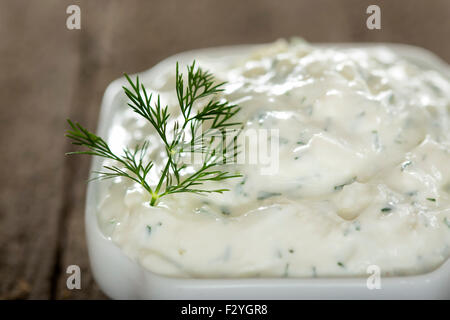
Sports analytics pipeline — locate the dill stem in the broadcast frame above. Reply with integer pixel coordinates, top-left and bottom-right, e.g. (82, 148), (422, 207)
(150, 194), (159, 206)
(150, 159), (171, 206)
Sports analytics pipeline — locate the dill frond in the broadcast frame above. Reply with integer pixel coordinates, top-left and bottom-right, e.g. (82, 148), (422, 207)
(66, 61), (242, 206)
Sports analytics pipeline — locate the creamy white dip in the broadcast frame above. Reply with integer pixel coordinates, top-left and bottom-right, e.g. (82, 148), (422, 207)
(97, 39), (450, 278)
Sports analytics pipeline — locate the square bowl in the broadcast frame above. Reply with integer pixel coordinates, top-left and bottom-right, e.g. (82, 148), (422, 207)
(85, 43), (450, 299)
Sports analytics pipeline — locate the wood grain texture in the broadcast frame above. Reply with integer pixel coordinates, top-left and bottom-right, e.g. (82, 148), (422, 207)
(0, 0), (81, 299)
(0, 0), (448, 299)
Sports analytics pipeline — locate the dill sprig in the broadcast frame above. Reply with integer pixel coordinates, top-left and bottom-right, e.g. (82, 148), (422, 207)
(66, 61), (242, 206)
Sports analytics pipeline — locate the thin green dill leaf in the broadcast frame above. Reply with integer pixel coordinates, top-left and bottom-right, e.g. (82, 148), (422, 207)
(66, 120), (155, 196)
(426, 197), (436, 202)
(381, 207), (392, 213)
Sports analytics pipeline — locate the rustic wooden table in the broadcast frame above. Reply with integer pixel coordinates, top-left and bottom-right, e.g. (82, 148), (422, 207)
(0, 0), (449, 300)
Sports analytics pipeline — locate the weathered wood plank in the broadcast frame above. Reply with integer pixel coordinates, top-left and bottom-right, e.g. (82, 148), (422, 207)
(0, 0), (81, 299)
(52, 0), (115, 300)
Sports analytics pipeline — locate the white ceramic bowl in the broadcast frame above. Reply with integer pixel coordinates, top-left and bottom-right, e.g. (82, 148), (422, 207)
(86, 44), (450, 299)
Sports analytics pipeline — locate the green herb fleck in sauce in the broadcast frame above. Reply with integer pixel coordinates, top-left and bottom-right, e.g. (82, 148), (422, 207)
(389, 93), (396, 104)
(257, 191), (282, 200)
(381, 207), (392, 213)
(371, 130), (381, 151)
(334, 176), (357, 191)
(444, 217), (450, 229)
(220, 206), (231, 215)
(401, 160), (412, 171)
